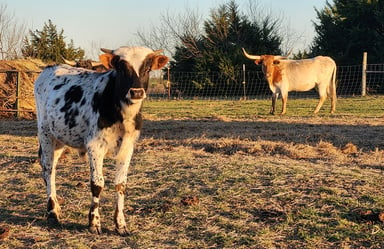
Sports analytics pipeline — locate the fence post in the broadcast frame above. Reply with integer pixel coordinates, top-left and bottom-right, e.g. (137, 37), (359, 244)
(167, 67), (171, 100)
(16, 71), (21, 118)
(362, 52), (367, 96)
(242, 64), (246, 100)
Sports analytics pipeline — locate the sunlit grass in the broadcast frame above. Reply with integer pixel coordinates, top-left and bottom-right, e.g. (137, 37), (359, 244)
(143, 96), (384, 120)
(0, 97), (383, 248)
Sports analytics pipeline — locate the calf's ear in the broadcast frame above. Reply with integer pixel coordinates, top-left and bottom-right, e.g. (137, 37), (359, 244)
(99, 53), (115, 69)
(151, 55), (169, 70)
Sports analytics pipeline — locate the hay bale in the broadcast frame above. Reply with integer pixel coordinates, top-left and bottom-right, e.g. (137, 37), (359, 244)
(0, 59), (46, 119)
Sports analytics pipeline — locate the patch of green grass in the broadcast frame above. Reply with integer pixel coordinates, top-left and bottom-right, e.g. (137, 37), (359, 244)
(143, 96), (384, 120)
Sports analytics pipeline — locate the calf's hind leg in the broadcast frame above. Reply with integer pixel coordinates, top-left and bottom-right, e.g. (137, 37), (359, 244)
(38, 135), (65, 225)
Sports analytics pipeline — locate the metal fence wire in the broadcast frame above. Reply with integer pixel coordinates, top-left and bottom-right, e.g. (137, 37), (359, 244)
(148, 64), (383, 100)
(0, 63), (384, 118)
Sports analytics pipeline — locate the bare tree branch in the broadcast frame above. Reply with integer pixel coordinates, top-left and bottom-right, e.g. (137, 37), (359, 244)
(135, 5), (204, 58)
(0, 4), (26, 59)
(245, 0), (303, 55)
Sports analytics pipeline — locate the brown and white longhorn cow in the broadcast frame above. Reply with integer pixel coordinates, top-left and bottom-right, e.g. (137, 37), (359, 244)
(242, 48), (337, 114)
(62, 58), (108, 72)
(34, 46), (168, 235)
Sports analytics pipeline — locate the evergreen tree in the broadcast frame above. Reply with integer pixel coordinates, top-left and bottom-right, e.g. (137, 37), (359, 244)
(170, 0), (283, 96)
(311, 0), (384, 64)
(22, 19), (84, 63)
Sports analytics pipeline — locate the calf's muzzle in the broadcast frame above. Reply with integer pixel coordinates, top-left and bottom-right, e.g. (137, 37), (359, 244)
(129, 88), (146, 100)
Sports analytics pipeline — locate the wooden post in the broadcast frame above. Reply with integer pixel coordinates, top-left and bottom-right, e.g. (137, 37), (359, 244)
(362, 52), (367, 96)
(242, 64), (246, 100)
(167, 67), (171, 100)
(16, 71), (21, 118)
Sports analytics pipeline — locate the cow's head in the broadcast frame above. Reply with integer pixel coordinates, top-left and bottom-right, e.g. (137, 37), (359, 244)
(99, 46), (169, 103)
(242, 48), (290, 83)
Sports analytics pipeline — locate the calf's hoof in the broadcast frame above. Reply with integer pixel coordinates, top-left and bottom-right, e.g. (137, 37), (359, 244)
(115, 225), (130, 236)
(89, 225), (102, 235)
(47, 211), (60, 226)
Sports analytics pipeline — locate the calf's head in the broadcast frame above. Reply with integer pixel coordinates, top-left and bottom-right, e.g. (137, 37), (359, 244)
(99, 47), (169, 103)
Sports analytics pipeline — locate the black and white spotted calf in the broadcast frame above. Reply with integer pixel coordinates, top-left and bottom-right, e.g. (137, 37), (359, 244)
(34, 46), (168, 235)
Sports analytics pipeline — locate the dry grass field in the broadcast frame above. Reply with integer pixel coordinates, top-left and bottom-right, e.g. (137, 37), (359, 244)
(0, 97), (384, 248)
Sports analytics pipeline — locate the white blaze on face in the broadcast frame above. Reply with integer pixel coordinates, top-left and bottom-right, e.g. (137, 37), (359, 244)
(112, 46), (153, 76)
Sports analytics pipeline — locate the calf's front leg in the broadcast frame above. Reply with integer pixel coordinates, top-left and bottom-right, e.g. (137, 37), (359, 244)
(87, 148), (105, 235)
(113, 138), (137, 236)
(114, 182), (128, 236)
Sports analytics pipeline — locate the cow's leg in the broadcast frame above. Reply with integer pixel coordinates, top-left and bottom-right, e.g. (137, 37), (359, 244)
(270, 93), (279, 114)
(330, 93), (336, 113)
(281, 92), (288, 115)
(113, 136), (137, 236)
(87, 147), (105, 235)
(314, 90), (327, 114)
(38, 133), (64, 225)
(330, 97), (336, 114)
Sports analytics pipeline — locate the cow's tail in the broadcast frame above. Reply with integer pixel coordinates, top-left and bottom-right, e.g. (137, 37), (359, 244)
(328, 64), (337, 113)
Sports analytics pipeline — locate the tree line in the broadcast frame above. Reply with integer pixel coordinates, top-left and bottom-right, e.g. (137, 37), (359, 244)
(1, 0), (383, 71)
(138, 0), (384, 96)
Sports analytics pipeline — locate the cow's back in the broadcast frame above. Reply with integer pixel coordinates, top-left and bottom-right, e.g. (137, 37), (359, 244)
(281, 56), (335, 91)
(312, 56), (336, 84)
(34, 65), (111, 148)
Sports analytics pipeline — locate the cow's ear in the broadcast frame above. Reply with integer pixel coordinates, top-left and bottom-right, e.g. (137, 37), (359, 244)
(99, 53), (115, 69)
(255, 59), (263, 65)
(273, 60), (280, 65)
(151, 55), (169, 70)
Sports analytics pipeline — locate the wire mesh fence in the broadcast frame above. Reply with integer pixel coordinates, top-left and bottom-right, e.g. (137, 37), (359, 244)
(0, 63), (383, 118)
(147, 64), (384, 100)
(366, 64), (384, 94)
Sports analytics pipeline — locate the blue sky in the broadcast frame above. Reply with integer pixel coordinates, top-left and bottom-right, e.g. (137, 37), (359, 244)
(5, 0), (327, 59)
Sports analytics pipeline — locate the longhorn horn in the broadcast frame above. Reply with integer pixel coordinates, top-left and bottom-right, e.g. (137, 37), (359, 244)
(61, 56), (77, 66)
(275, 49), (293, 60)
(90, 61), (103, 67)
(153, 49), (164, 55)
(286, 48), (293, 57)
(100, 48), (113, 54)
(242, 48), (260, 60)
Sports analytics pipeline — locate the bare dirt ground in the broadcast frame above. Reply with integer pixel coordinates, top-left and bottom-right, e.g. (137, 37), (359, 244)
(0, 105), (384, 248)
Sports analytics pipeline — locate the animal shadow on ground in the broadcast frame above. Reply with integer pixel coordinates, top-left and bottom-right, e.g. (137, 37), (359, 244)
(142, 119), (384, 152)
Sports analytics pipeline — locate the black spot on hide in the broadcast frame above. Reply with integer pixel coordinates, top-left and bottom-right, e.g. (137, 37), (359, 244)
(60, 85), (83, 129)
(91, 181), (103, 197)
(53, 83), (65, 90)
(47, 197), (56, 212)
(80, 98), (86, 106)
(134, 112), (143, 130)
(65, 85), (83, 104)
(92, 75), (123, 129)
